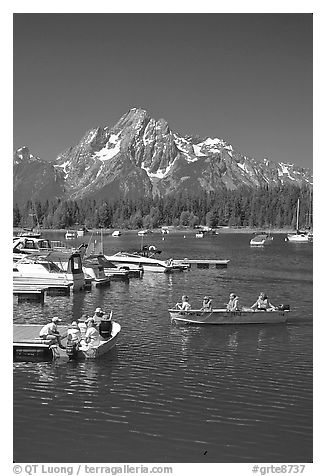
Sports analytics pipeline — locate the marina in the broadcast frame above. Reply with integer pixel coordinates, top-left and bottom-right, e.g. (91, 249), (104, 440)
(13, 231), (312, 463)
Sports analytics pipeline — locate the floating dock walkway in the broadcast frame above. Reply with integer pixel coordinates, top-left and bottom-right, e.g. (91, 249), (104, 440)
(13, 324), (68, 360)
(173, 259), (230, 269)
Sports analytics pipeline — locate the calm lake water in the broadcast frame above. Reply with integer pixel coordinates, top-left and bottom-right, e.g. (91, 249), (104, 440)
(13, 232), (313, 463)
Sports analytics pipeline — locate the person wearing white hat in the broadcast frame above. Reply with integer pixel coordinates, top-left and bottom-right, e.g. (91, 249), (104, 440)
(67, 321), (81, 344)
(92, 307), (105, 326)
(39, 317), (65, 349)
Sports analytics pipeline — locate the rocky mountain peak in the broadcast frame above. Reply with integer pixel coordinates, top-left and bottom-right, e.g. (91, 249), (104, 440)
(13, 107), (313, 206)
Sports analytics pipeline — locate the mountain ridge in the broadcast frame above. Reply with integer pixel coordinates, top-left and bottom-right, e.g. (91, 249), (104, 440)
(13, 107), (312, 206)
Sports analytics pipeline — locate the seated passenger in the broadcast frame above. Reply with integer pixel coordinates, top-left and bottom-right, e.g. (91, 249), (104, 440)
(176, 295), (191, 311)
(39, 317), (65, 349)
(93, 307), (105, 327)
(251, 292), (276, 311)
(201, 296), (212, 311)
(67, 321), (81, 344)
(226, 293), (241, 311)
(83, 318), (101, 349)
(99, 312), (113, 339)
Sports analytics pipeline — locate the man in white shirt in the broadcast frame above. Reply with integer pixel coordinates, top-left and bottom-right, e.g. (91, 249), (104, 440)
(39, 317), (65, 349)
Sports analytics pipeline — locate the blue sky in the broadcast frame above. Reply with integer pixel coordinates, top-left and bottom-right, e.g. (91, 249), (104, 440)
(13, 13), (312, 168)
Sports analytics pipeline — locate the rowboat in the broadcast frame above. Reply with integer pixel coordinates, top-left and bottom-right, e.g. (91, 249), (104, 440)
(13, 321), (121, 361)
(169, 308), (289, 325)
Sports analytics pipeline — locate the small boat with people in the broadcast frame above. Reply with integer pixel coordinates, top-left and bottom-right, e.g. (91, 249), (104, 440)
(13, 310), (121, 361)
(169, 308), (289, 325)
(169, 292), (290, 325)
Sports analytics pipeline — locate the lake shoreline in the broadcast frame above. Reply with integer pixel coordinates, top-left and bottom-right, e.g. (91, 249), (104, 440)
(14, 226), (295, 235)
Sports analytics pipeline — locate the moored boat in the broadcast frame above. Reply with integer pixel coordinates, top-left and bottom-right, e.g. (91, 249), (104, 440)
(169, 308), (289, 325)
(14, 252), (87, 291)
(104, 251), (175, 273)
(250, 233), (274, 246)
(286, 198), (312, 243)
(65, 230), (78, 240)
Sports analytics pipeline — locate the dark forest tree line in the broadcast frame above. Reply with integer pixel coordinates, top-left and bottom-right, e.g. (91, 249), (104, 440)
(13, 184), (313, 230)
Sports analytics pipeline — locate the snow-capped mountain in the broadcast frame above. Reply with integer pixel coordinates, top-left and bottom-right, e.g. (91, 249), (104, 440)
(13, 108), (312, 205)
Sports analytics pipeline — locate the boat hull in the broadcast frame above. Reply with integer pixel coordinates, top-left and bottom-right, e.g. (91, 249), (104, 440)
(70, 322), (121, 360)
(13, 322), (121, 361)
(286, 234), (311, 243)
(169, 309), (288, 325)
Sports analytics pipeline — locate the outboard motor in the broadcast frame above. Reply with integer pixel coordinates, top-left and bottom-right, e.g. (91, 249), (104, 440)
(66, 337), (79, 360)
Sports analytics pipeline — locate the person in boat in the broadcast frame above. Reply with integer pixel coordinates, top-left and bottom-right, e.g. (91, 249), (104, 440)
(176, 295), (191, 311)
(67, 321), (82, 344)
(84, 318), (101, 348)
(98, 311), (113, 340)
(66, 321), (82, 357)
(251, 292), (276, 311)
(77, 317), (88, 340)
(93, 307), (105, 327)
(39, 317), (65, 349)
(201, 296), (212, 311)
(226, 293), (241, 312)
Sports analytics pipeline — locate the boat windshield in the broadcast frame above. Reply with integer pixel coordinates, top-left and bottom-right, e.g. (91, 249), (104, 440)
(39, 261), (63, 272)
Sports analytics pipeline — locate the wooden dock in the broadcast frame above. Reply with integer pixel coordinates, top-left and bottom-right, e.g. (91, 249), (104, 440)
(13, 324), (68, 360)
(173, 259), (230, 269)
(13, 286), (47, 303)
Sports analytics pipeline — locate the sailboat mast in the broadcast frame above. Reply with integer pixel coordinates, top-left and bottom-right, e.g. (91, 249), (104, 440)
(296, 198), (300, 232)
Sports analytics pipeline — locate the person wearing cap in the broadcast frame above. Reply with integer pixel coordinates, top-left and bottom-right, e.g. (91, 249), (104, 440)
(39, 317), (65, 349)
(176, 295), (191, 311)
(201, 296), (212, 311)
(226, 293), (241, 312)
(92, 307), (105, 327)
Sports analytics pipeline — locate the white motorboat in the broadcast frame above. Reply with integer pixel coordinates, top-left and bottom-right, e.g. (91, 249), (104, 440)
(65, 230), (78, 240)
(112, 230), (122, 237)
(169, 308), (289, 325)
(250, 233), (274, 246)
(13, 252), (86, 291)
(104, 251), (175, 273)
(82, 260), (111, 287)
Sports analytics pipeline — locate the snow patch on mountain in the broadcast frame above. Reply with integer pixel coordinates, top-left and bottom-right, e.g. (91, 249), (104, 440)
(193, 144), (206, 157)
(142, 159), (176, 179)
(54, 160), (70, 178)
(94, 140), (121, 161)
(237, 162), (247, 173)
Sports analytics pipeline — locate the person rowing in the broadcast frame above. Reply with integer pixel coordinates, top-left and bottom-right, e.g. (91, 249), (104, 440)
(226, 293), (241, 311)
(251, 292), (276, 311)
(176, 295), (191, 311)
(200, 296), (212, 311)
